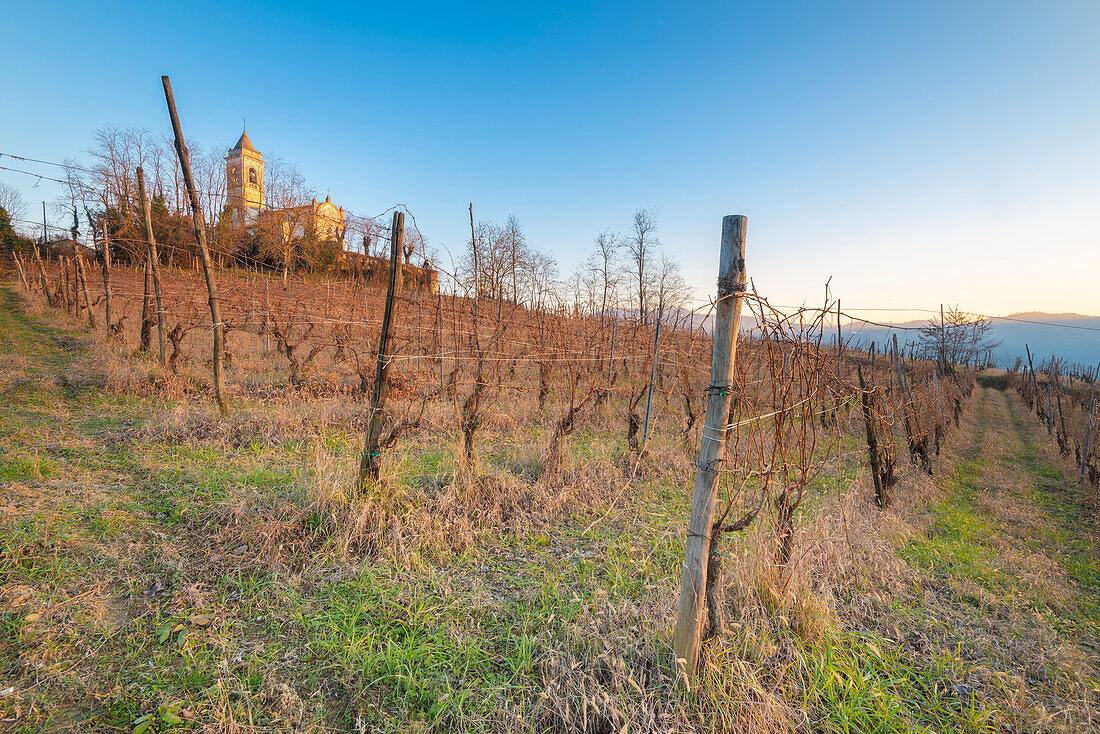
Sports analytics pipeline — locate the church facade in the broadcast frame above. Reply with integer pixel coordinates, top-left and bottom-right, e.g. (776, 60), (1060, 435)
(224, 129), (345, 241)
(221, 128), (436, 293)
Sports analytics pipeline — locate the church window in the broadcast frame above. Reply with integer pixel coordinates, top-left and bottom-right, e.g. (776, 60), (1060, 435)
(248, 168), (258, 186)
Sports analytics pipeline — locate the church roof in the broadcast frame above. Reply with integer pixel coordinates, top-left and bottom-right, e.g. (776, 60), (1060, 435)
(230, 129), (257, 153)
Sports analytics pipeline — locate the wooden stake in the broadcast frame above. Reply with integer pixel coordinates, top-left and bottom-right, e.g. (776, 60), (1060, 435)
(33, 244), (53, 307)
(359, 211), (405, 486)
(162, 75), (228, 415)
(1082, 362), (1098, 482)
(74, 252), (93, 325)
(138, 167), (167, 365)
(672, 215), (747, 675)
(13, 255), (30, 293)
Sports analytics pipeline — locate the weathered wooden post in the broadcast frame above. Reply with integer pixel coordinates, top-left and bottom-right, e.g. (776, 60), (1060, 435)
(673, 215), (747, 675)
(138, 167), (166, 365)
(73, 252), (93, 325)
(162, 75), (228, 415)
(1047, 383), (1054, 436)
(358, 211), (405, 486)
(1082, 362), (1098, 482)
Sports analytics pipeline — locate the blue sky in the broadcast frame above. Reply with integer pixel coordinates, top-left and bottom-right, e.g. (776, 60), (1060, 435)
(2, 1), (1099, 317)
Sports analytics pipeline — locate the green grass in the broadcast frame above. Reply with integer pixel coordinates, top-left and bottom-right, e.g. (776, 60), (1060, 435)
(1, 288), (1094, 732)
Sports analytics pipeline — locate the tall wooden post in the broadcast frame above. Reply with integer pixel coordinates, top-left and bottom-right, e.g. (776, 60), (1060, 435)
(359, 211), (405, 486)
(162, 75), (228, 415)
(138, 167), (167, 365)
(673, 215), (747, 674)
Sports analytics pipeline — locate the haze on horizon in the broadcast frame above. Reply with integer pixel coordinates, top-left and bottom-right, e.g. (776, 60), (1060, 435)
(2, 0), (1098, 319)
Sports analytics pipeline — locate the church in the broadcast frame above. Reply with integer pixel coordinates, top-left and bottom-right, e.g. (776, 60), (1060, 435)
(224, 129), (346, 242)
(223, 128), (437, 293)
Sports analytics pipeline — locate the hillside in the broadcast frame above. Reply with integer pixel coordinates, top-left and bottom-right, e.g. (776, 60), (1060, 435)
(2, 285), (1100, 731)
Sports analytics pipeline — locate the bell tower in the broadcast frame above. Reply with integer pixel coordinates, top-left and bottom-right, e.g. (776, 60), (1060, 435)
(225, 128), (264, 224)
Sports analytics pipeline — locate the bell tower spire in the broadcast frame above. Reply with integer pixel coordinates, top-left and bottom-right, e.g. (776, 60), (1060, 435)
(225, 126), (265, 226)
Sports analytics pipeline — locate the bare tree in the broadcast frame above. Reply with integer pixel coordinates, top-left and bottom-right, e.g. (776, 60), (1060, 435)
(578, 230), (620, 320)
(917, 306), (1000, 368)
(259, 157), (312, 282)
(652, 251), (691, 326)
(623, 208), (659, 323)
(0, 182), (27, 223)
(502, 214), (529, 303)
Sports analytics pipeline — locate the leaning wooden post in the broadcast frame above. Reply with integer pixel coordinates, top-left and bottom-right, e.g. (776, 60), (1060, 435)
(162, 75), (228, 415)
(13, 255), (31, 293)
(138, 167), (167, 365)
(1025, 344), (1039, 415)
(33, 244), (54, 307)
(358, 211), (405, 487)
(672, 215), (747, 675)
(858, 364), (887, 508)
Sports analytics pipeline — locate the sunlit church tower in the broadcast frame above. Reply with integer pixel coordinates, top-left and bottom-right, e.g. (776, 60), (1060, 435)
(225, 128), (264, 226)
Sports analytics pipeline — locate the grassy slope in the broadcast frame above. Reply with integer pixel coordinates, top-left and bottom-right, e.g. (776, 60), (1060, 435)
(1, 286), (1098, 733)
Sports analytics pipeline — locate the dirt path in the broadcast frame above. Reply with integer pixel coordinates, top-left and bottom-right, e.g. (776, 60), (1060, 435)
(900, 384), (1100, 732)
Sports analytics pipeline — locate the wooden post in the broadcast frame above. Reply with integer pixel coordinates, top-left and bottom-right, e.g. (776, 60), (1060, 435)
(1082, 362), (1098, 482)
(641, 316), (662, 449)
(1025, 344), (1039, 413)
(438, 289), (445, 396)
(139, 232), (153, 350)
(836, 299), (842, 372)
(138, 167), (167, 365)
(1047, 383), (1054, 436)
(263, 278), (270, 353)
(932, 364), (942, 422)
(13, 255), (31, 293)
(358, 211), (405, 486)
(61, 257), (72, 313)
(1054, 368), (1068, 452)
(672, 215), (747, 675)
(99, 218), (113, 337)
(162, 75), (228, 415)
(74, 252), (93, 325)
(858, 364), (886, 508)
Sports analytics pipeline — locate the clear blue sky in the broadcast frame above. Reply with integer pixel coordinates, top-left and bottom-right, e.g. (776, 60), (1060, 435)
(2, 1), (1098, 317)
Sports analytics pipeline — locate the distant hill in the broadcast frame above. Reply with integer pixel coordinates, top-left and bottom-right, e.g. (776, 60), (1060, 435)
(650, 309), (1099, 371)
(835, 313), (1100, 370)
